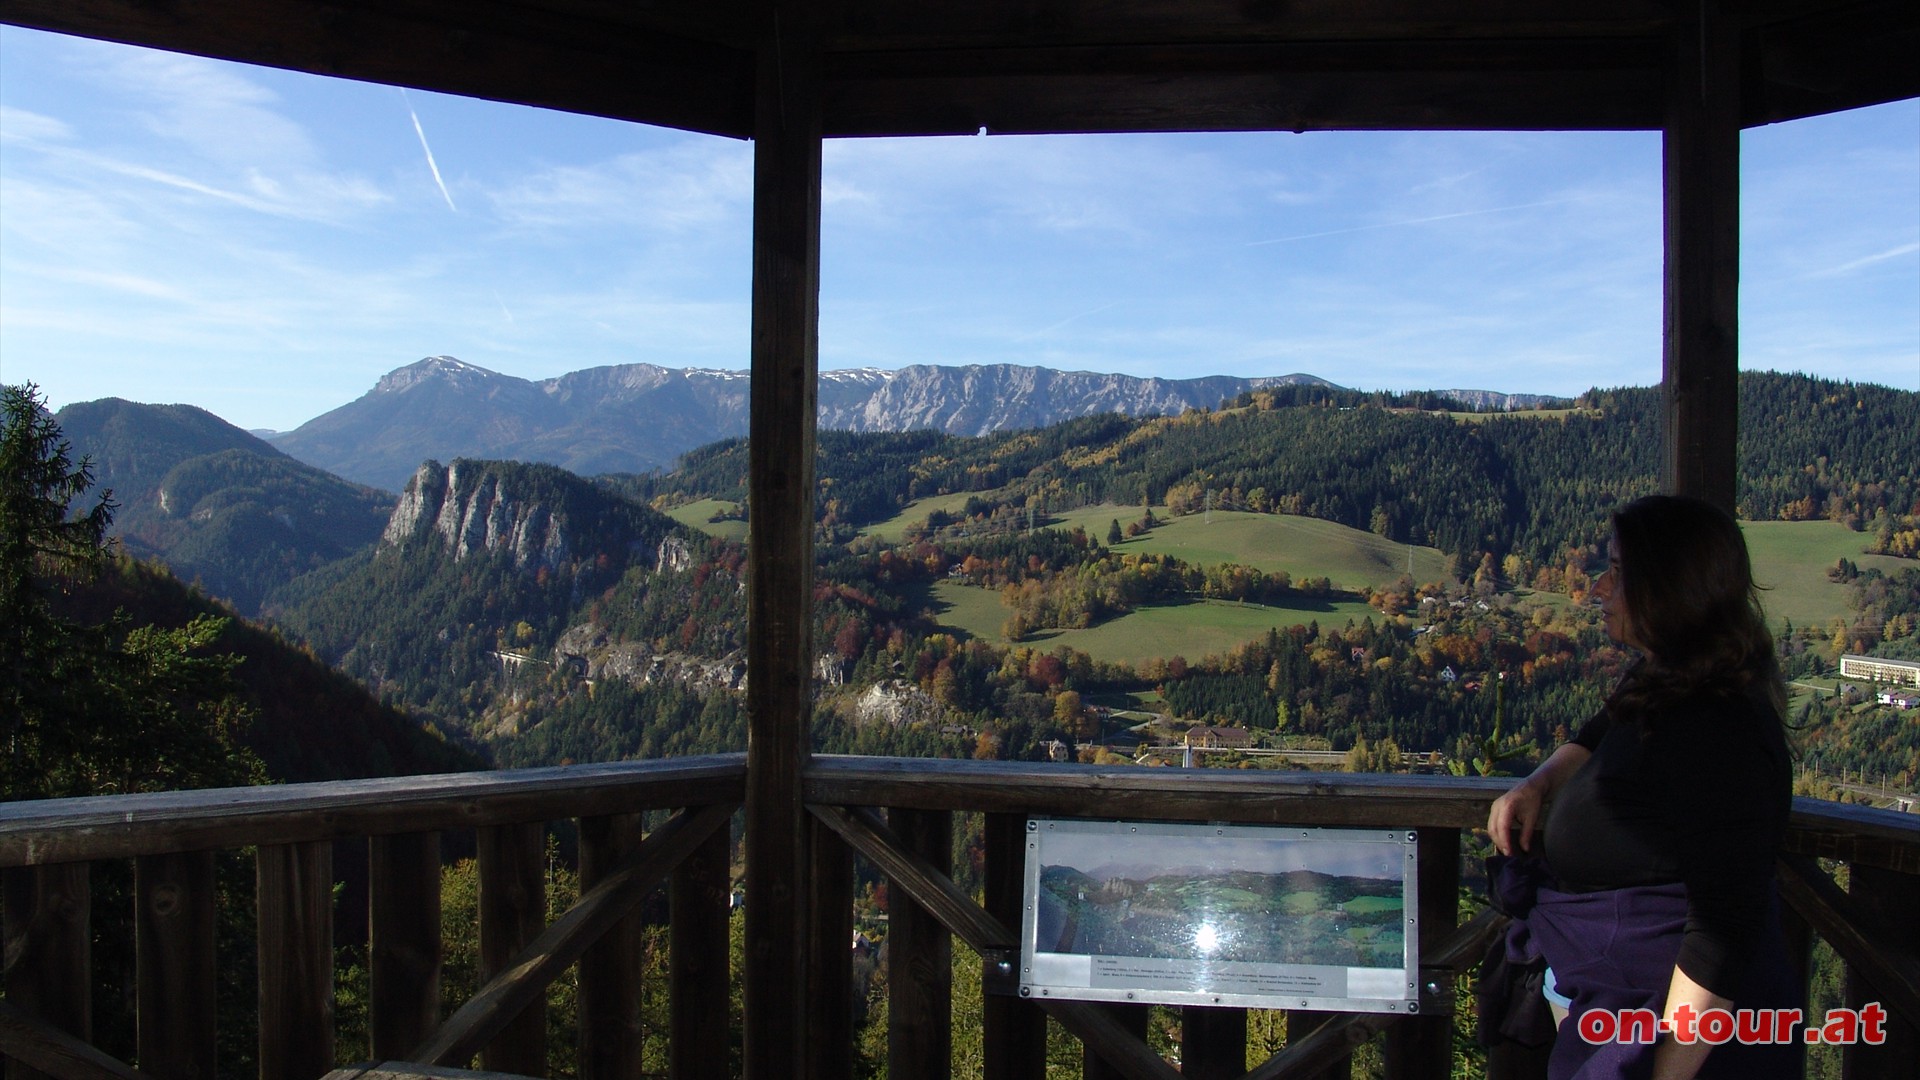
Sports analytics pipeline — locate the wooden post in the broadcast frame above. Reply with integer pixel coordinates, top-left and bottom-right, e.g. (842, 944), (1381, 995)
(742, 11), (822, 1080)
(1842, 864), (1919, 1078)
(1083, 1004), (1149, 1080)
(257, 842), (333, 1080)
(888, 809), (952, 1080)
(672, 818), (734, 1080)
(478, 822), (547, 1076)
(578, 814), (645, 1079)
(3, 863), (90, 1080)
(1662, 0), (1741, 512)
(1384, 828), (1459, 1079)
(136, 851), (217, 1080)
(807, 815), (853, 1080)
(370, 833), (441, 1061)
(1182, 1006), (1247, 1080)
(983, 814), (1046, 1080)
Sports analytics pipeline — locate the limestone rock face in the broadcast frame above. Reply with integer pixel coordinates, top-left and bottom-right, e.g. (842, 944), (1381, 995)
(383, 461), (568, 570)
(852, 679), (945, 728)
(554, 623), (748, 694)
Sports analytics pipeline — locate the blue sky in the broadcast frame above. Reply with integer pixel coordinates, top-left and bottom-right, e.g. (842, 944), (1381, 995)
(3, 26), (1915, 434)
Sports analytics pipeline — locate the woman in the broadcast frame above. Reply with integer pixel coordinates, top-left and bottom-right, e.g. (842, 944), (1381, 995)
(1487, 494), (1797, 1080)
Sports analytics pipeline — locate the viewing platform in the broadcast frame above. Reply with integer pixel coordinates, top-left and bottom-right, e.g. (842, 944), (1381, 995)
(3, 755), (1915, 1079)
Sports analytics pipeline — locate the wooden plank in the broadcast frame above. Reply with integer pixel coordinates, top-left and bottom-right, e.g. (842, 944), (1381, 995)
(1774, 856), (1920, 1032)
(257, 842), (334, 1080)
(0, 755), (746, 868)
(135, 851), (217, 1080)
(413, 802), (734, 1068)
(3, 862), (91, 1080)
(805, 815), (853, 1080)
(1660, 0), (1741, 511)
(807, 804), (1015, 954)
(578, 814), (645, 1079)
(1180, 1006), (1247, 1080)
(887, 809), (952, 1080)
(1842, 863), (1920, 1079)
(369, 833), (443, 1061)
(1781, 796), (1920, 874)
(0, 1000), (147, 1080)
(824, 65), (1662, 138)
(982, 814), (1046, 1080)
(670, 820), (732, 1080)
(1383, 829), (1458, 1078)
(1045, 1001), (1171, 1080)
(806, 757), (1513, 829)
(742, 21), (823, 1080)
(477, 822), (547, 1075)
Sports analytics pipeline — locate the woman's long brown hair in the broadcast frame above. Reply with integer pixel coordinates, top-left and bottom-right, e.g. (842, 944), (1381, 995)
(1604, 494), (1788, 724)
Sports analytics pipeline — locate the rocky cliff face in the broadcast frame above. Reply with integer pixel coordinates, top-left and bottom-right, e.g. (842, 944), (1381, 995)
(383, 460), (569, 569)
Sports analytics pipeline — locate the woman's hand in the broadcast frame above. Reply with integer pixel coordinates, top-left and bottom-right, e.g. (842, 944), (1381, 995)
(1488, 778), (1546, 857)
(1486, 742), (1591, 857)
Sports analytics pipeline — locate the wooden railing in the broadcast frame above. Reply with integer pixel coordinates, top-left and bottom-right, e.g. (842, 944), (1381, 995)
(0, 757), (745, 1080)
(2, 755), (1916, 1079)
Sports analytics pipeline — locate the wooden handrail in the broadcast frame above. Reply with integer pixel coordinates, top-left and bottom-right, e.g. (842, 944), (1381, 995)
(804, 755), (1512, 827)
(0, 755), (747, 867)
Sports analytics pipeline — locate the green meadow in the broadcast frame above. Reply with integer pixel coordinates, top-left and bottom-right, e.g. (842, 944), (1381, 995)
(861, 487), (1011, 543)
(662, 499), (749, 542)
(928, 580), (1375, 667)
(1739, 520), (1909, 630)
(1046, 505), (1448, 592)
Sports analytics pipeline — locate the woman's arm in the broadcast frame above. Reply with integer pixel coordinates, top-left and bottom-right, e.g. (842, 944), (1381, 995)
(1486, 742), (1591, 857)
(1652, 965), (1733, 1080)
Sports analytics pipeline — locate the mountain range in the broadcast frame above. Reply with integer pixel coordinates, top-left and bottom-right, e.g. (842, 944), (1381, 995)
(266, 356), (1565, 491)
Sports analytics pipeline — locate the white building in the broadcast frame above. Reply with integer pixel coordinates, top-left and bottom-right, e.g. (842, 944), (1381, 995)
(1838, 654), (1920, 688)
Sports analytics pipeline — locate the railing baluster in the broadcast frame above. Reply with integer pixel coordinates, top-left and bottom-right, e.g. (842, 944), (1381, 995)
(983, 813), (1045, 1080)
(805, 813), (852, 1080)
(3, 862), (91, 1080)
(478, 822), (547, 1075)
(577, 813), (643, 1079)
(672, 817), (732, 1080)
(1383, 827), (1459, 1080)
(370, 832), (441, 1061)
(888, 808), (951, 1080)
(1843, 862), (1919, 1079)
(1082, 1002), (1149, 1080)
(1182, 1005), (1247, 1079)
(256, 841), (333, 1080)
(136, 851), (216, 1080)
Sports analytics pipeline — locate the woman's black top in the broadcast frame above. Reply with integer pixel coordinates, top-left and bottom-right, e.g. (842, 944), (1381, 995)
(1543, 689), (1790, 998)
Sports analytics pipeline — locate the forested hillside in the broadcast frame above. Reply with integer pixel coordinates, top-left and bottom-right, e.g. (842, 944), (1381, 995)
(629, 372), (1916, 577)
(55, 397), (394, 613)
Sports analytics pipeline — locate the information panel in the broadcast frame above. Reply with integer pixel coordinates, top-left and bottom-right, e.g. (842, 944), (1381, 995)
(1019, 818), (1420, 1013)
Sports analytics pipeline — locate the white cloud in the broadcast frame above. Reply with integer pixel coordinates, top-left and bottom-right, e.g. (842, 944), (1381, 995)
(489, 141), (752, 232)
(0, 105), (73, 143)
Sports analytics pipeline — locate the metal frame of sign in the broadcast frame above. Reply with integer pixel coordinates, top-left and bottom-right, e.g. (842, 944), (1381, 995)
(1018, 817), (1420, 1014)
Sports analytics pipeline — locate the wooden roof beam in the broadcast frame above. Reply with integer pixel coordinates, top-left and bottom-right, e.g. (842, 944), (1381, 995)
(0, 0), (757, 137)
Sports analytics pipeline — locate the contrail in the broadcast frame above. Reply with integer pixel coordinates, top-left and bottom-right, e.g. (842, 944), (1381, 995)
(402, 89), (457, 211)
(492, 289), (517, 326)
(1245, 197), (1582, 247)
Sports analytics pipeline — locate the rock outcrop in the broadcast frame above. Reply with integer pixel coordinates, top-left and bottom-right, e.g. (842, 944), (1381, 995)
(383, 461), (569, 569)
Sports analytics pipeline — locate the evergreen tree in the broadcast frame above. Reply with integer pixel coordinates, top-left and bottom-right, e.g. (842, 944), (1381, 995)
(1, 384), (261, 799)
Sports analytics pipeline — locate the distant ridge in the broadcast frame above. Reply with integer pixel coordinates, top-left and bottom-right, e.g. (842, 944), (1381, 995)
(268, 356), (1351, 490)
(55, 398), (393, 614)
